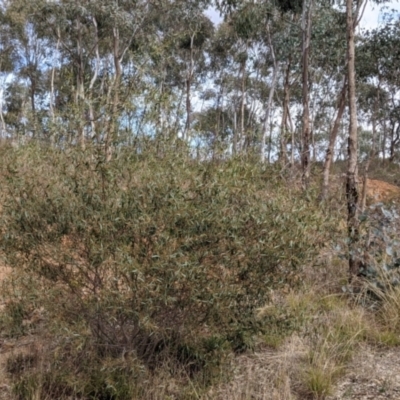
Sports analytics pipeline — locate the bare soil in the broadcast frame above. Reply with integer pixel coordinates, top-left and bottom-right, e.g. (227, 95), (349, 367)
(208, 340), (400, 400)
(328, 344), (400, 400)
(365, 179), (400, 204)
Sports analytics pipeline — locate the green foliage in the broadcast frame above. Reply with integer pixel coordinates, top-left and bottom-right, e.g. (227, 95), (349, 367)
(0, 145), (332, 397)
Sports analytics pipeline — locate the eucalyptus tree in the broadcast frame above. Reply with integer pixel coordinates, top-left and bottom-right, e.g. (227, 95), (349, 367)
(7, 0), (105, 145)
(0, 6), (19, 135)
(344, 0), (392, 277)
(2, 0), (152, 150)
(269, 11), (300, 165)
(1, 0), (51, 138)
(96, 0), (151, 158)
(215, 0), (298, 160)
(261, 3), (291, 162)
(311, 7), (347, 200)
(300, 0), (312, 186)
(178, 10), (214, 141)
(2, 81), (29, 136)
(222, 2), (262, 154)
(143, 0), (213, 145)
(197, 20), (237, 156)
(357, 20), (400, 162)
(346, 0), (360, 277)
(194, 5), (278, 159)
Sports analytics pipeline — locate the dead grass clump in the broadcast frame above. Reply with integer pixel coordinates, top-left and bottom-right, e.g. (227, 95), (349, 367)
(298, 305), (367, 399)
(205, 345), (301, 400)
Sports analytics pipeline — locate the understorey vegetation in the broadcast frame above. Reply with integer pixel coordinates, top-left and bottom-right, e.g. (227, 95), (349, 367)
(0, 144), (400, 399)
(0, 143), (334, 399)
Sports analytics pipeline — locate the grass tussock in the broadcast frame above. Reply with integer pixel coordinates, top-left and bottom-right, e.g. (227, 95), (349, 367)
(361, 278), (400, 346)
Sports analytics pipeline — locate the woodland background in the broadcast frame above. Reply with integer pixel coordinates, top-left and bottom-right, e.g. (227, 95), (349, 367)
(1, 1), (400, 399)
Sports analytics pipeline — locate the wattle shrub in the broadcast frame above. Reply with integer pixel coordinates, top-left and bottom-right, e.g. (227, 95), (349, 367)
(0, 144), (333, 397)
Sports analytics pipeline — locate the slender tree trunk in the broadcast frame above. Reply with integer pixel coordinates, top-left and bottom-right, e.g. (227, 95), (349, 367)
(280, 57), (291, 166)
(361, 86), (379, 212)
(389, 123), (395, 161)
(28, 60), (37, 138)
(88, 17), (100, 141)
(268, 106), (274, 163)
(184, 34), (195, 142)
(75, 15), (86, 149)
(232, 58), (243, 156)
(261, 23), (278, 163)
(110, 27), (122, 160)
(105, 25), (123, 161)
(280, 99), (289, 165)
(287, 106), (295, 166)
(301, 0), (313, 189)
(321, 78), (347, 200)
(213, 72), (225, 159)
(29, 78), (36, 115)
(50, 29), (60, 123)
(346, 0), (361, 277)
(0, 87), (5, 136)
(320, 1), (363, 200)
(49, 29), (61, 145)
(174, 85), (185, 138)
(239, 56), (246, 154)
(382, 120), (387, 162)
(389, 122), (400, 162)
(233, 109), (238, 155)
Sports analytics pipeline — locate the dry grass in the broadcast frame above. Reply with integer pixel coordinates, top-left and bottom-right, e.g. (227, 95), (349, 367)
(206, 284), (372, 399)
(205, 341), (303, 400)
(204, 249), (400, 400)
